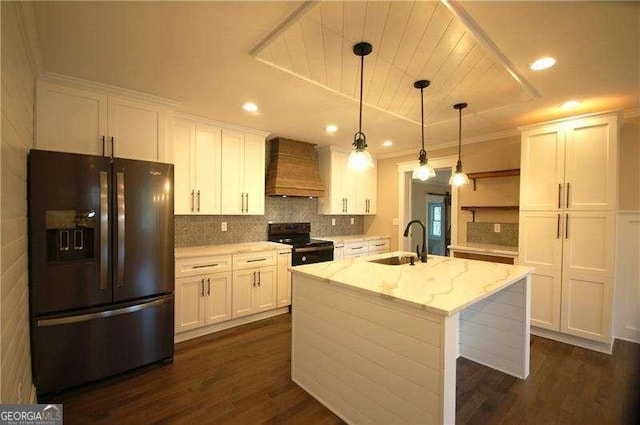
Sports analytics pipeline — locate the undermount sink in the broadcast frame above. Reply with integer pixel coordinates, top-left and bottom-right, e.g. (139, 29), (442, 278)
(369, 255), (416, 266)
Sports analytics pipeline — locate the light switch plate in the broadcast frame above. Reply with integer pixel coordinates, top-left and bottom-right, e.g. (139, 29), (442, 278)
(494, 223), (501, 233)
(392, 218), (399, 226)
(350, 218), (355, 225)
(331, 218), (336, 226)
(221, 222), (227, 232)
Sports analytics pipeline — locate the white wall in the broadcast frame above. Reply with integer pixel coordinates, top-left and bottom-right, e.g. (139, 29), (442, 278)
(1, 1), (42, 403)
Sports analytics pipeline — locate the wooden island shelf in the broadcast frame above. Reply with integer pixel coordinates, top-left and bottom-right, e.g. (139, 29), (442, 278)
(461, 205), (519, 222)
(467, 168), (520, 190)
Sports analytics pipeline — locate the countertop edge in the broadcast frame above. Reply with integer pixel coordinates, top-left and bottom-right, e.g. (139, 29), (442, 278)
(175, 241), (291, 258)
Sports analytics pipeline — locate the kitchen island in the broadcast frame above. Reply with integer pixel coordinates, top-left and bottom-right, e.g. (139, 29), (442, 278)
(290, 252), (533, 425)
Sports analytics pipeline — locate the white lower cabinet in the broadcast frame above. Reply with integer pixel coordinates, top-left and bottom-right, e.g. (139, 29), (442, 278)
(368, 238), (390, 254)
(232, 266), (277, 318)
(175, 272), (232, 333)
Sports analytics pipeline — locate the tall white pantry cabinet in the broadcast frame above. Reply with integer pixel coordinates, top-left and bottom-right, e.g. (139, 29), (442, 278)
(519, 112), (619, 347)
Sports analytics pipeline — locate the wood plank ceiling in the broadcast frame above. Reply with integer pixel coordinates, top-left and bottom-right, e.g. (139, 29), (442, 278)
(253, 1), (533, 127)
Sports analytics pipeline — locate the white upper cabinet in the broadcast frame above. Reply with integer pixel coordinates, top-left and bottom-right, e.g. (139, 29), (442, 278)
(520, 114), (618, 211)
(317, 146), (377, 215)
(173, 118), (221, 214)
(220, 129), (265, 215)
(35, 75), (178, 162)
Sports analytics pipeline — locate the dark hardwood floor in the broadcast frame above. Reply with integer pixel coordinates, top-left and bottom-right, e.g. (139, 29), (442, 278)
(52, 313), (639, 425)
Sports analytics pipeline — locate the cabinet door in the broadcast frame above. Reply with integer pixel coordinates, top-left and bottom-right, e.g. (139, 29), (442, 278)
(561, 274), (612, 342)
(243, 134), (265, 215)
(204, 272), (232, 325)
(520, 126), (565, 210)
(173, 119), (196, 214)
(254, 266), (277, 313)
(195, 124), (222, 214)
(175, 276), (205, 332)
(108, 96), (161, 161)
(276, 252), (292, 308)
(357, 162), (377, 214)
(220, 129), (245, 214)
(333, 246), (344, 260)
(232, 269), (255, 318)
(519, 211), (563, 330)
(562, 211), (615, 278)
(342, 154), (357, 214)
(564, 116), (617, 210)
(36, 81), (107, 156)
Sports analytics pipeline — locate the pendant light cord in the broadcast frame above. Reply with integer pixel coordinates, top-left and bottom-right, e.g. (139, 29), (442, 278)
(457, 107), (462, 159)
(420, 87), (425, 152)
(358, 54), (364, 135)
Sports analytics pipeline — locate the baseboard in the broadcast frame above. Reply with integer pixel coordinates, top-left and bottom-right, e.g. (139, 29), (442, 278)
(175, 308), (289, 343)
(531, 327), (613, 354)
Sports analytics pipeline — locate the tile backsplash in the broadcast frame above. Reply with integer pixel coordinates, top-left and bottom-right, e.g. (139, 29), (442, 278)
(175, 196), (364, 247)
(467, 222), (518, 247)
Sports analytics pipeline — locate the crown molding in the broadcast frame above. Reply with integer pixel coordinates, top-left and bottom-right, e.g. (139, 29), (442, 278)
(173, 112), (270, 138)
(38, 71), (182, 109)
(14, 1), (43, 74)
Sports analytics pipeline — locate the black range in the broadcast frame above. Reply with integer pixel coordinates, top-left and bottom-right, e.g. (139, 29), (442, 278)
(268, 223), (334, 266)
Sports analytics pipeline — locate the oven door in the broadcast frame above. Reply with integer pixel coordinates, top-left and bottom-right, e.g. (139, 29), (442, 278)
(292, 246), (334, 266)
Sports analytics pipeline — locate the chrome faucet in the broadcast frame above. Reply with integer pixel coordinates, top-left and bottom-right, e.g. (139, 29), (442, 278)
(403, 220), (427, 263)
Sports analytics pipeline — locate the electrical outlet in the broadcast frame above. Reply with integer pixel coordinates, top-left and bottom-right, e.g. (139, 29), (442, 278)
(392, 218), (399, 226)
(494, 223), (501, 233)
(331, 218), (336, 226)
(221, 222), (227, 232)
(350, 217), (355, 225)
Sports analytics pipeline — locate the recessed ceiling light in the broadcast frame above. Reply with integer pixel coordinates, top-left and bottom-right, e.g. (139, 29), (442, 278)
(325, 124), (338, 133)
(530, 57), (556, 71)
(382, 140), (393, 147)
(242, 102), (258, 112)
(561, 100), (582, 109)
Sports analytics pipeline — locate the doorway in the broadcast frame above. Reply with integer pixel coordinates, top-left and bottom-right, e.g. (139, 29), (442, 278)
(397, 156), (459, 253)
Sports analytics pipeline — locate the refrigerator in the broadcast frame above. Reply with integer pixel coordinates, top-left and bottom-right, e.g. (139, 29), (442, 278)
(28, 150), (175, 396)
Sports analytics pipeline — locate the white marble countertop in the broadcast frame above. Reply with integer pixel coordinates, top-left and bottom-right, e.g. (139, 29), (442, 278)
(289, 251), (533, 316)
(175, 241), (291, 259)
(316, 234), (390, 245)
(448, 243), (518, 256)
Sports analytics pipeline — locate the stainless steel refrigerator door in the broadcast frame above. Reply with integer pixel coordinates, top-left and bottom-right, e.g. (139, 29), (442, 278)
(112, 158), (174, 302)
(32, 294), (174, 395)
(28, 150), (113, 314)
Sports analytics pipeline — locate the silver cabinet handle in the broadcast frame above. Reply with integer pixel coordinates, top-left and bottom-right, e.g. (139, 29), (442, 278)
(201, 278), (205, 297)
(252, 271), (256, 287)
(566, 182), (570, 208)
(245, 192), (249, 213)
(557, 214), (561, 239)
(101, 135), (106, 157)
(247, 258), (267, 263)
(197, 190), (201, 212)
(191, 190), (195, 212)
(207, 277), (211, 296)
(192, 263), (218, 269)
(116, 171), (125, 287)
(110, 136), (115, 158)
(257, 271), (261, 287)
(99, 171), (109, 290)
(565, 213), (569, 239)
(558, 183), (562, 209)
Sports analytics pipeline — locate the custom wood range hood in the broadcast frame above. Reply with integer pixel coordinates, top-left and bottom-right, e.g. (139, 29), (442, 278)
(265, 138), (324, 198)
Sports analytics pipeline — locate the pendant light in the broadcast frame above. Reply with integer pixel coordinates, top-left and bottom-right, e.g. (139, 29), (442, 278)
(412, 80), (436, 181)
(449, 102), (470, 186)
(347, 42), (375, 172)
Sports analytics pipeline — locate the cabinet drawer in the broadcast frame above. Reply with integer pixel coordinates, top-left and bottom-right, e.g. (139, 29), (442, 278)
(175, 255), (232, 278)
(368, 239), (390, 253)
(344, 242), (368, 257)
(233, 251), (277, 270)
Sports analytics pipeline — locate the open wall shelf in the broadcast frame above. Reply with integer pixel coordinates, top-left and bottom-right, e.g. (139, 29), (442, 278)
(461, 205), (519, 222)
(467, 169), (520, 190)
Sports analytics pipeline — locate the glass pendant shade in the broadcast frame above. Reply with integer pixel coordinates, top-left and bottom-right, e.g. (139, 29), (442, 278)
(348, 148), (374, 172)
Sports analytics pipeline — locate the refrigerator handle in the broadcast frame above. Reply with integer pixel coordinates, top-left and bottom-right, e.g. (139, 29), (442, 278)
(116, 171), (126, 286)
(110, 136), (115, 159)
(99, 171), (109, 290)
